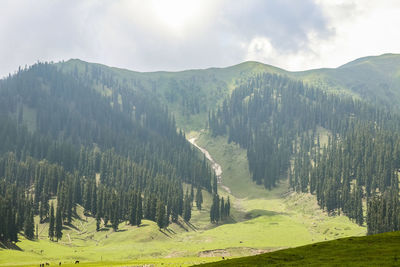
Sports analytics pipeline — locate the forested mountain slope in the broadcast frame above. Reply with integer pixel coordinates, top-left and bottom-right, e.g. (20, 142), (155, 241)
(209, 72), (400, 234)
(0, 62), (215, 243)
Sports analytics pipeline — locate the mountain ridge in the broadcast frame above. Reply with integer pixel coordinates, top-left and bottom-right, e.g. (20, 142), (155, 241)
(61, 53), (400, 116)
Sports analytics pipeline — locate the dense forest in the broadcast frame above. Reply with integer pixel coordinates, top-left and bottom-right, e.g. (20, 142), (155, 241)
(0, 63), (221, 243)
(209, 73), (400, 235)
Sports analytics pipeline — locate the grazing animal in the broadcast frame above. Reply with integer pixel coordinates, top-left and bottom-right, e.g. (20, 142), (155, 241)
(222, 257), (225, 260)
(75, 260), (80, 264)
(46, 263), (50, 266)
(59, 262), (61, 266)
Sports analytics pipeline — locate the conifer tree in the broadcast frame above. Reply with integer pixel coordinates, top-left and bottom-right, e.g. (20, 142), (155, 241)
(156, 199), (166, 229)
(48, 202), (55, 240)
(96, 212), (101, 231)
(55, 204), (63, 241)
(195, 187), (203, 210)
(190, 185), (194, 205)
(24, 209), (34, 240)
(220, 197), (225, 220)
(183, 194), (192, 222)
(136, 193), (142, 226)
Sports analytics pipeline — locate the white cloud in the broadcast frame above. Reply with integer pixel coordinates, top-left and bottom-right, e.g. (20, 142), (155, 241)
(250, 0), (400, 71)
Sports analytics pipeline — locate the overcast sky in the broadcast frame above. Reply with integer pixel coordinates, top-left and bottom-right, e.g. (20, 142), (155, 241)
(1, 0), (400, 76)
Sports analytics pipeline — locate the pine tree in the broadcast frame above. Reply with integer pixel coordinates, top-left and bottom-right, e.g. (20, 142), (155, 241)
(183, 195), (192, 222)
(136, 193), (142, 226)
(96, 213), (101, 231)
(24, 209), (34, 240)
(190, 185), (194, 205)
(195, 187), (203, 210)
(55, 204), (63, 241)
(129, 192), (137, 226)
(156, 199), (166, 229)
(220, 197), (225, 220)
(226, 196), (231, 217)
(48, 203), (55, 241)
(210, 194), (220, 223)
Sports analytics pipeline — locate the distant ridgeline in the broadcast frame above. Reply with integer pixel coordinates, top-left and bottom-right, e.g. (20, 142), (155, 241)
(0, 63), (217, 243)
(209, 73), (400, 235)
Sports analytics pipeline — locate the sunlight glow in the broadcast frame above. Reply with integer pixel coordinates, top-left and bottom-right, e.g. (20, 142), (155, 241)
(151, 0), (203, 34)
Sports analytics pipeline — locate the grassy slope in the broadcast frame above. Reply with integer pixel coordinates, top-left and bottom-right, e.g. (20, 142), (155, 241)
(200, 231), (400, 266)
(293, 53), (400, 110)
(195, 132), (365, 243)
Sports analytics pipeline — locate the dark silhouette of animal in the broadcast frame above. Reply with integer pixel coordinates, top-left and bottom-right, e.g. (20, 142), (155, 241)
(59, 262), (61, 266)
(222, 257), (225, 260)
(75, 260), (79, 264)
(46, 263), (50, 266)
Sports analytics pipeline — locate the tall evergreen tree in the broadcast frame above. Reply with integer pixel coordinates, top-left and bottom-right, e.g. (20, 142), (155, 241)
(136, 193), (142, 226)
(48, 202), (55, 241)
(24, 209), (34, 240)
(195, 187), (203, 210)
(55, 204), (63, 241)
(156, 199), (166, 229)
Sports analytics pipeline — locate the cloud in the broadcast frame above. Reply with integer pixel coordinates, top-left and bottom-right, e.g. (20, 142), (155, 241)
(0, 0), (399, 76)
(246, 0), (400, 71)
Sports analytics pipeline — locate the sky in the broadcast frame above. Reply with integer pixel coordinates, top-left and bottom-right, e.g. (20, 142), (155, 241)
(1, 0), (400, 76)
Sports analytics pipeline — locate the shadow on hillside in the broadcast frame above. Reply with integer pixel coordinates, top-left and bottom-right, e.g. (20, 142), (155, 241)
(159, 229), (171, 238)
(0, 241), (23, 251)
(244, 209), (287, 220)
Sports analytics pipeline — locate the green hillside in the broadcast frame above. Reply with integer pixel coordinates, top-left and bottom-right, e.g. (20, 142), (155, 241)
(294, 53), (400, 110)
(61, 53), (400, 126)
(58, 59), (287, 131)
(199, 231), (400, 266)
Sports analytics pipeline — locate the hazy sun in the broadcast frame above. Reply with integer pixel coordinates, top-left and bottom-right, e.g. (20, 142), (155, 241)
(151, 0), (203, 34)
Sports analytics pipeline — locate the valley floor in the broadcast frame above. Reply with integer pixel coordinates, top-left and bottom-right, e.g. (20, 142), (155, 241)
(0, 131), (366, 266)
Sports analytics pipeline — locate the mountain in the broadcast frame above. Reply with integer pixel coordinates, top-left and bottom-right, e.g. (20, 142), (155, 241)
(1, 54), (400, 265)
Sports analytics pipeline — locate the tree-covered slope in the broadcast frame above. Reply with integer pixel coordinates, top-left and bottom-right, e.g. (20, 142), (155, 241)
(209, 71), (400, 234)
(0, 62), (216, 244)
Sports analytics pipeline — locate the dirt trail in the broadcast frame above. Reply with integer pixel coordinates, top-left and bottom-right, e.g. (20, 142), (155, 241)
(189, 137), (231, 194)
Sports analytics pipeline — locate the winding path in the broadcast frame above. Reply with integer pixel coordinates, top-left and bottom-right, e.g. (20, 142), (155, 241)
(188, 137), (231, 194)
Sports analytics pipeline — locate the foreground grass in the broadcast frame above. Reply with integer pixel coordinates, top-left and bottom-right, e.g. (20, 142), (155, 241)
(200, 231), (400, 266)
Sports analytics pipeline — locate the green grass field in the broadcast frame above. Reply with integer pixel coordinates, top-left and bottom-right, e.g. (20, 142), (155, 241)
(199, 231), (400, 266)
(0, 131), (365, 266)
